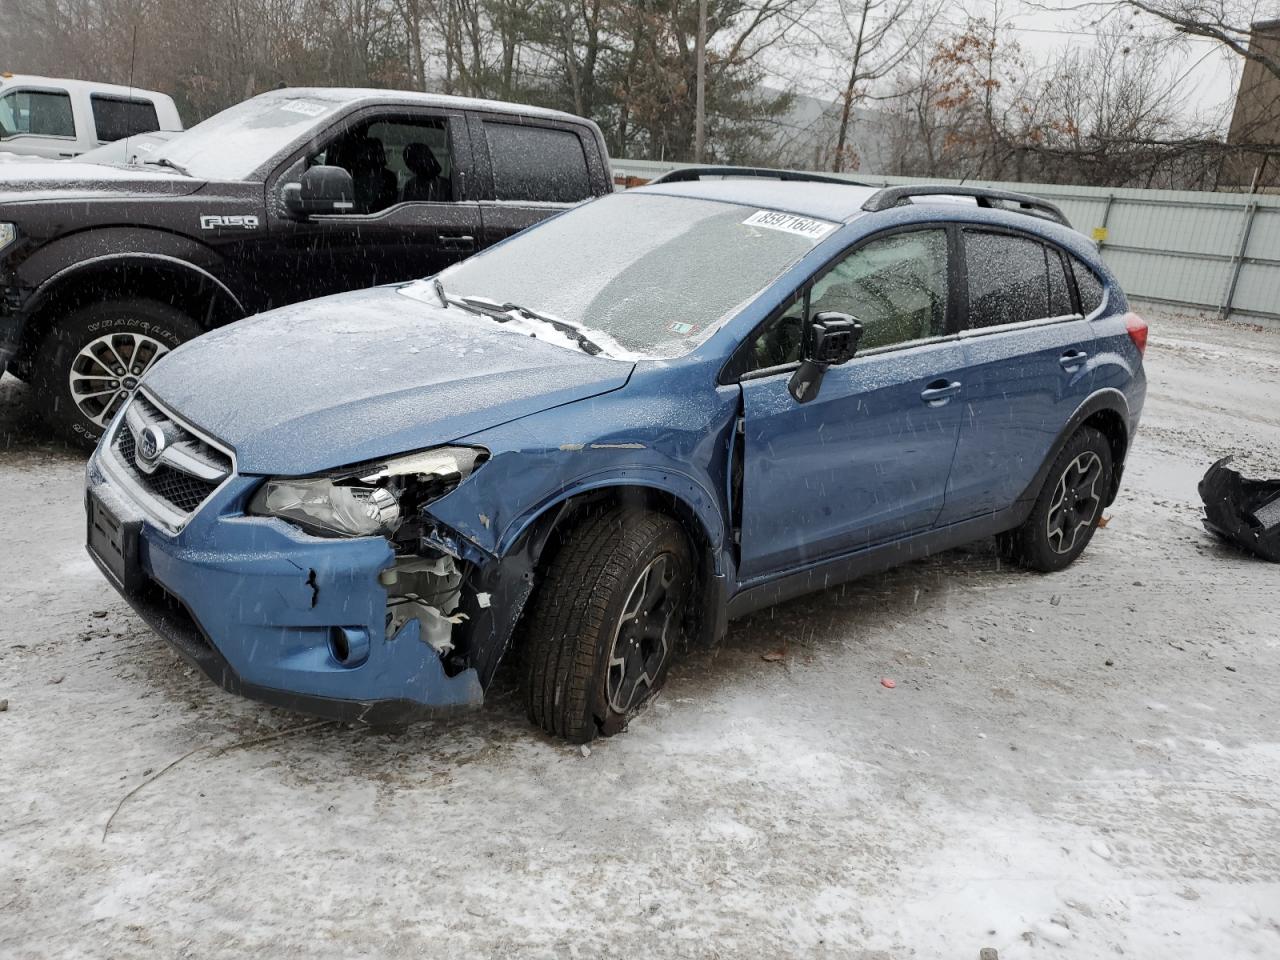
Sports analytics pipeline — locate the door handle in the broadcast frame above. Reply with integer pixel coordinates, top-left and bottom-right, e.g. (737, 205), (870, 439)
(1059, 349), (1089, 370)
(920, 379), (962, 405)
(439, 234), (475, 251)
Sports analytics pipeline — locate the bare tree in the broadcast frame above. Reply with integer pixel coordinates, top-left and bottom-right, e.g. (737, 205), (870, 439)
(810, 0), (941, 172)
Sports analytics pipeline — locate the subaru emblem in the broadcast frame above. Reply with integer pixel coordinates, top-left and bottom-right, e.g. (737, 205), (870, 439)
(137, 424), (167, 471)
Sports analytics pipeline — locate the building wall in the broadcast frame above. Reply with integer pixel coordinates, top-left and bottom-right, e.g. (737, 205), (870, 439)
(1225, 20), (1280, 189)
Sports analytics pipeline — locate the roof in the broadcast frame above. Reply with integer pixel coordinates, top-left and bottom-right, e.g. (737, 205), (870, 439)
(634, 178), (881, 223)
(264, 87), (592, 126)
(0, 74), (173, 101)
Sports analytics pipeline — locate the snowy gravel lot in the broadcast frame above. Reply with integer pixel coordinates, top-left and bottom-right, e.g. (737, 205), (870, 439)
(1, 308), (1278, 959)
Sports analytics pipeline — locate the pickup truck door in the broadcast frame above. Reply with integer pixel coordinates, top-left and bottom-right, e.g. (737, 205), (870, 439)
(263, 108), (481, 307)
(466, 113), (609, 245)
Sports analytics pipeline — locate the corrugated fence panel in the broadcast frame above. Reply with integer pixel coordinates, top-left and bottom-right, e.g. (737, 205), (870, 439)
(611, 159), (1280, 321)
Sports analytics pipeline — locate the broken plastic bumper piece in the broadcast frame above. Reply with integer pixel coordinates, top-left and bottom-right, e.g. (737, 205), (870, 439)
(1199, 456), (1280, 563)
(85, 458), (483, 725)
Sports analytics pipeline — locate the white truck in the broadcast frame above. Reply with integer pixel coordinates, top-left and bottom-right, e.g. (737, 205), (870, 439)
(0, 73), (181, 160)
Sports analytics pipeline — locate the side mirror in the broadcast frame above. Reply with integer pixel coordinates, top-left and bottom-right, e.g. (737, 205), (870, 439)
(788, 312), (862, 403)
(282, 165), (355, 218)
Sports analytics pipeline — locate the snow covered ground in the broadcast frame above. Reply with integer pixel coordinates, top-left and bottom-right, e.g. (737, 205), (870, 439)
(1, 308), (1277, 959)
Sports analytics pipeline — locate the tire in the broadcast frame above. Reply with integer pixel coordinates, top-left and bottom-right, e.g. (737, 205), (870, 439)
(32, 299), (202, 448)
(1001, 426), (1114, 573)
(523, 507), (694, 743)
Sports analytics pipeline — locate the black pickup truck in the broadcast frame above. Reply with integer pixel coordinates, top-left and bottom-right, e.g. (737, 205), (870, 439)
(0, 87), (613, 444)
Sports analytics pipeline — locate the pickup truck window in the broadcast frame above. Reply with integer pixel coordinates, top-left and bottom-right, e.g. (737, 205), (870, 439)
(90, 95), (160, 142)
(0, 89), (75, 139)
(483, 121), (592, 204)
(311, 117), (454, 214)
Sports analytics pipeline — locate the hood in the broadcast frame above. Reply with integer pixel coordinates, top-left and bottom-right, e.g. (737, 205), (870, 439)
(143, 286), (636, 476)
(0, 161), (205, 203)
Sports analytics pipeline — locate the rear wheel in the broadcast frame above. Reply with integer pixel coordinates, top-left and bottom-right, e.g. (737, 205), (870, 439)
(1001, 426), (1113, 572)
(523, 507), (693, 743)
(33, 299), (201, 448)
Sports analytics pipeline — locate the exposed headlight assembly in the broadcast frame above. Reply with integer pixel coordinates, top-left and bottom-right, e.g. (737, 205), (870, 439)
(249, 446), (487, 539)
(0, 223), (16, 252)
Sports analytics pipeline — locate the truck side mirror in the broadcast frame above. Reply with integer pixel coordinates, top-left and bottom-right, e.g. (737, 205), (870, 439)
(283, 165), (355, 218)
(788, 312), (862, 403)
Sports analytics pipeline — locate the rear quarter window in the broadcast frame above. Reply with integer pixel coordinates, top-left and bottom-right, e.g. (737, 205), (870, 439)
(483, 121), (592, 203)
(1072, 257), (1105, 315)
(1047, 247), (1074, 316)
(90, 95), (161, 142)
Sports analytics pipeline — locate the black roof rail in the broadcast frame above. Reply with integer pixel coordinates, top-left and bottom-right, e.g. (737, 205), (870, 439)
(649, 165), (871, 187)
(861, 184), (1071, 227)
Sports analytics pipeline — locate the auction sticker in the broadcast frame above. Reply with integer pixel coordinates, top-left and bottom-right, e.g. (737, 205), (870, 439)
(279, 99), (329, 117)
(742, 210), (837, 240)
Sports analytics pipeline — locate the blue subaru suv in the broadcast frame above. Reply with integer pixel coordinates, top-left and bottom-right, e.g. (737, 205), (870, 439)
(85, 172), (1147, 742)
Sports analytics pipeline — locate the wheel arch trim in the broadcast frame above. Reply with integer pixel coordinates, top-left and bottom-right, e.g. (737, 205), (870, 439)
(1018, 388), (1132, 507)
(26, 252), (246, 321)
(497, 470), (728, 568)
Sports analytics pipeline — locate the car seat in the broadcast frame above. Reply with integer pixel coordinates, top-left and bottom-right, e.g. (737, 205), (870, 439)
(402, 142), (451, 202)
(349, 137), (398, 213)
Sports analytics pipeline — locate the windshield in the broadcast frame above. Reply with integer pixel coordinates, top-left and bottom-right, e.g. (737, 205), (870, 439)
(148, 93), (342, 180)
(434, 192), (836, 359)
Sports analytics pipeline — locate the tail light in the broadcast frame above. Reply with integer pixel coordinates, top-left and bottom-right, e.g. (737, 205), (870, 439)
(1123, 312), (1148, 356)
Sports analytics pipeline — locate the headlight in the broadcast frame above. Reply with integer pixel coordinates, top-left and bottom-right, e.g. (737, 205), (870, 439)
(0, 223), (16, 252)
(248, 446), (486, 538)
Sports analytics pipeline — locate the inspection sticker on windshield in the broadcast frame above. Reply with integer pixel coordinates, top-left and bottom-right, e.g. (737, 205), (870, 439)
(741, 210), (837, 240)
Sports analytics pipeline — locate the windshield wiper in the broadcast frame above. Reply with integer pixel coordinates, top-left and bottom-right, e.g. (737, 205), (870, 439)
(457, 297), (605, 356)
(142, 156), (192, 177)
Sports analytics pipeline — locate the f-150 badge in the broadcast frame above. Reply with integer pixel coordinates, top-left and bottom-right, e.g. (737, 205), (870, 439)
(200, 214), (260, 230)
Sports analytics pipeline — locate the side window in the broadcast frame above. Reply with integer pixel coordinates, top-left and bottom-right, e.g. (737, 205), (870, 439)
(1071, 257), (1105, 315)
(90, 96), (160, 142)
(744, 228), (949, 373)
(311, 116), (453, 214)
(483, 122), (592, 203)
(0, 89), (75, 138)
(1047, 247), (1074, 317)
(964, 231), (1050, 329)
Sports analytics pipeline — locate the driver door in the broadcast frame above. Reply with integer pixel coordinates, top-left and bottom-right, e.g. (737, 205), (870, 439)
(264, 110), (480, 307)
(736, 227), (968, 580)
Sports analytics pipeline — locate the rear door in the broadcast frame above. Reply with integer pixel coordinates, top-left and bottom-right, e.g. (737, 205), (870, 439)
(937, 228), (1096, 523)
(736, 226), (968, 580)
(469, 115), (606, 245)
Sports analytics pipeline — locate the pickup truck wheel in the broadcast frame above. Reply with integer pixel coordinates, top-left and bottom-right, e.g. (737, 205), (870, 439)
(523, 507), (693, 743)
(33, 299), (201, 448)
(1001, 426), (1113, 573)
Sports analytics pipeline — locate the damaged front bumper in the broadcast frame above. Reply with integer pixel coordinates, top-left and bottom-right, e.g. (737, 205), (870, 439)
(86, 452), (486, 725)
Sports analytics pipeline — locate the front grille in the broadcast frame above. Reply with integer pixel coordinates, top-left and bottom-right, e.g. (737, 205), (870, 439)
(108, 393), (233, 524)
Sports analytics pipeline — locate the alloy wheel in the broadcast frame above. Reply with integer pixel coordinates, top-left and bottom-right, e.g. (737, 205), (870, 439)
(68, 332), (170, 428)
(1046, 451), (1104, 555)
(606, 553), (683, 715)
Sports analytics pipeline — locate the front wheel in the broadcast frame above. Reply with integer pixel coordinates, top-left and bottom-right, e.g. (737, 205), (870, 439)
(1001, 425), (1114, 572)
(523, 507), (693, 743)
(33, 299), (202, 448)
